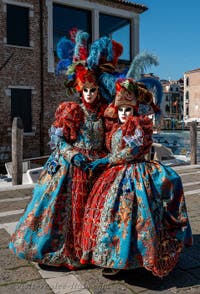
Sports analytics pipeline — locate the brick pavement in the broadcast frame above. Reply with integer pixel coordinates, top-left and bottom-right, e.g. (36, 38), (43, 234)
(0, 165), (200, 294)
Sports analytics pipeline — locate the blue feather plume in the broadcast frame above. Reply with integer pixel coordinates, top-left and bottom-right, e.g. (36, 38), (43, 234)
(56, 36), (75, 75)
(113, 68), (129, 79)
(98, 73), (116, 103)
(55, 59), (72, 75)
(138, 76), (163, 122)
(87, 36), (113, 69)
(98, 68), (129, 102)
(126, 51), (159, 81)
(139, 77), (163, 106)
(73, 30), (89, 61)
(56, 37), (74, 60)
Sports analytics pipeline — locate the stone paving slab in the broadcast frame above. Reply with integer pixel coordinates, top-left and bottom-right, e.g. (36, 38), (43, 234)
(0, 199), (29, 212)
(0, 228), (54, 293)
(181, 174), (200, 183)
(87, 283), (135, 294)
(0, 187), (33, 199)
(45, 274), (89, 294)
(0, 279), (53, 294)
(0, 248), (29, 269)
(189, 223), (200, 234)
(0, 213), (24, 224)
(178, 169), (200, 175)
(37, 266), (72, 279)
(0, 229), (11, 249)
(184, 184), (200, 192)
(0, 266), (41, 286)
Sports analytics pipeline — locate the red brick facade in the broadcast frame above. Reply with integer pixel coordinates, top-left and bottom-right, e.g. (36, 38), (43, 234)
(0, 1), (42, 165)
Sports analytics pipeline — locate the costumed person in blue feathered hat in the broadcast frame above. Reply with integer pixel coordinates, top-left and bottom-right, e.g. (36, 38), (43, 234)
(9, 30), (123, 270)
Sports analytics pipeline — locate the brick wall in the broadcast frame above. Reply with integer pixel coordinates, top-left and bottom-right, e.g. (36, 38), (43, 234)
(0, 0), (42, 167)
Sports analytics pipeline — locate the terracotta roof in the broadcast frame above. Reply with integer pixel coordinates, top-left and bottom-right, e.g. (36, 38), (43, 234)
(111, 0), (148, 13)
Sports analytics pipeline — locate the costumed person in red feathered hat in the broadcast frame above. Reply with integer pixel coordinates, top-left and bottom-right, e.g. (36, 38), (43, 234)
(9, 30), (123, 270)
(80, 77), (193, 277)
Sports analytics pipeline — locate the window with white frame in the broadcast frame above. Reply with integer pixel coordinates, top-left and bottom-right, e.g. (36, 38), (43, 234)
(7, 4), (29, 46)
(48, 1), (139, 72)
(11, 88), (32, 132)
(53, 4), (91, 52)
(99, 13), (131, 61)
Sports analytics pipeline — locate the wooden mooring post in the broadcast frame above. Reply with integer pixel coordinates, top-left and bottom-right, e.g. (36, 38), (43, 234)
(190, 121), (197, 165)
(12, 117), (23, 185)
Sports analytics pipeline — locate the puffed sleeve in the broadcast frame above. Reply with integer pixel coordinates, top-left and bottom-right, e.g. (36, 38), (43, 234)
(52, 101), (84, 162)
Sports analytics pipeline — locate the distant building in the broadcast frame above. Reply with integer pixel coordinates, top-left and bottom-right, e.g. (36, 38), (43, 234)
(160, 79), (184, 129)
(184, 68), (200, 124)
(0, 0), (147, 169)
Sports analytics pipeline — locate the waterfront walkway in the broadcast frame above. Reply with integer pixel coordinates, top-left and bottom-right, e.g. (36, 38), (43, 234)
(0, 164), (200, 294)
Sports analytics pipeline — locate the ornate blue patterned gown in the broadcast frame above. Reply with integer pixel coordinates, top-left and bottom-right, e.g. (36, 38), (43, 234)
(81, 116), (193, 277)
(9, 102), (106, 269)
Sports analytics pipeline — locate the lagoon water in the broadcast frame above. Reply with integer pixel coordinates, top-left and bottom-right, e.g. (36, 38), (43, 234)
(153, 130), (200, 163)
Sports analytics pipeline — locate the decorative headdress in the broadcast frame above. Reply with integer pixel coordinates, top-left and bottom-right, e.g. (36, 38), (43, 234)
(56, 30), (162, 120)
(115, 78), (139, 108)
(73, 64), (98, 92)
(115, 78), (154, 107)
(87, 37), (123, 102)
(56, 30), (123, 101)
(124, 52), (162, 122)
(104, 78), (158, 119)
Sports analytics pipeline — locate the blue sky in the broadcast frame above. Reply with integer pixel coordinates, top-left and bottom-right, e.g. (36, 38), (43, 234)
(132, 0), (200, 80)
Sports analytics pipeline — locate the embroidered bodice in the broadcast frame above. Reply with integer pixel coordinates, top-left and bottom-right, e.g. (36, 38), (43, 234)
(107, 116), (153, 165)
(73, 104), (104, 152)
(55, 102), (106, 162)
(111, 128), (123, 154)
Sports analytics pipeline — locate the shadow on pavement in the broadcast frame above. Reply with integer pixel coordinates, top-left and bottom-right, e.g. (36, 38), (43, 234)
(106, 234), (200, 291)
(38, 263), (96, 272)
